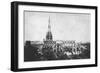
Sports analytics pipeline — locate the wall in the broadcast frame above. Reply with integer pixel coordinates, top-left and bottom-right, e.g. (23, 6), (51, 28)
(0, 0), (99, 73)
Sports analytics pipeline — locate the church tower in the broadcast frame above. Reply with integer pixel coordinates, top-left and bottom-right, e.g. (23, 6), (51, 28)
(42, 16), (57, 60)
(43, 16), (56, 48)
(46, 16), (53, 41)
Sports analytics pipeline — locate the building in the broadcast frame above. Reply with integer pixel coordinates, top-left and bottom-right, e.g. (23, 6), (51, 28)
(41, 17), (57, 60)
(43, 16), (56, 48)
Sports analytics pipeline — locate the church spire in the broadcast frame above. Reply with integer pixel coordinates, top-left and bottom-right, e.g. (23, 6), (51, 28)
(48, 16), (51, 31)
(46, 16), (53, 40)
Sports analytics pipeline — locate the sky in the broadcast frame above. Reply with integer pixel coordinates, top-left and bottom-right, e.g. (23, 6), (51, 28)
(24, 11), (91, 42)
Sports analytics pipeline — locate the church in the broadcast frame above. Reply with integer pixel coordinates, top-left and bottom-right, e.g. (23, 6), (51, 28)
(42, 17), (57, 60)
(43, 16), (56, 49)
(24, 16), (88, 61)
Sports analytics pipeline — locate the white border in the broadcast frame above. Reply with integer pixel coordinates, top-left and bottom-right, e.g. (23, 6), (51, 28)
(18, 5), (95, 68)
